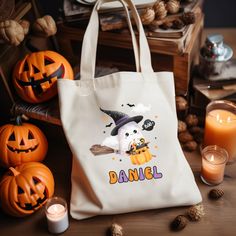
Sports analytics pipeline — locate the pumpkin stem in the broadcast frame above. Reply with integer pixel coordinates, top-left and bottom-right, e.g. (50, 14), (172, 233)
(15, 116), (23, 126)
(9, 167), (20, 176)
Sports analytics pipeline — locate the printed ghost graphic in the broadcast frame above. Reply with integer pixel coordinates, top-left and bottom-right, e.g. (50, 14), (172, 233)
(101, 108), (152, 165)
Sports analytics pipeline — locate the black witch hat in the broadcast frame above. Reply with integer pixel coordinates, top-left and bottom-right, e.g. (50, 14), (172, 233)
(101, 108), (143, 136)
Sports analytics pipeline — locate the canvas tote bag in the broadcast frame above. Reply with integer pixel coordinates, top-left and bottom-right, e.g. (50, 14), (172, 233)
(58, 0), (202, 220)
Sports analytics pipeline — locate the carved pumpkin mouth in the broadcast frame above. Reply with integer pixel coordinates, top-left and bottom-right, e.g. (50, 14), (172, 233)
(17, 64), (64, 94)
(16, 189), (48, 211)
(7, 144), (39, 153)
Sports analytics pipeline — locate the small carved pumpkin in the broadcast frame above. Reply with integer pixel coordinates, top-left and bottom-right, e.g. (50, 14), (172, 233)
(0, 117), (48, 168)
(0, 162), (54, 217)
(13, 50), (74, 103)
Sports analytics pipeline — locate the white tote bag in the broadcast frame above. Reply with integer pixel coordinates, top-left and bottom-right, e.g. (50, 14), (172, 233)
(58, 0), (202, 220)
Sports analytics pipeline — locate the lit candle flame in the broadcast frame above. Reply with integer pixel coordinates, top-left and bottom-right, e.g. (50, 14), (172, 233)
(210, 155), (214, 162)
(227, 116), (231, 123)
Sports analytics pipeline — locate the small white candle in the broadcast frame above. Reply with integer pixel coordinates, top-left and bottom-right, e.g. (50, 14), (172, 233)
(45, 197), (69, 234)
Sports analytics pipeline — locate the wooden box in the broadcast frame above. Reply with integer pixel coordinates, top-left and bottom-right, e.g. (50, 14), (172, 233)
(56, 14), (203, 95)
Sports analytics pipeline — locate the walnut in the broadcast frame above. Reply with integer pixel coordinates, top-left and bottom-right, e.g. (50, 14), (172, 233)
(19, 20), (30, 35)
(170, 215), (188, 231)
(176, 96), (188, 111)
(178, 131), (193, 143)
(183, 141), (198, 152)
(140, 8), (155, 25)
(178, 120), (187, 133)
(153, 1), (167, 20)
(32, 15), (57, 37)
(0, 20), (24, 46)
(185, 114), (198, 127)
(166, 0), (180, 14)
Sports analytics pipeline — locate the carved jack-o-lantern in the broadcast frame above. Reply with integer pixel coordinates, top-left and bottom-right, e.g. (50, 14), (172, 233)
(13, 50), (74, 103)
(0, 162), (54, 217)
(0, 117), (48, 168)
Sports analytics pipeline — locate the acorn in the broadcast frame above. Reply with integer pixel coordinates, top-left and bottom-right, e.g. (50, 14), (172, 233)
(110, 223), (123, 236)
(186, 204), (205, 221)
(153, 1), (167, 20)
(209, 188), (224, 200)
(166, 0), (180, 14)
(140, 8), (155, 25)
(185, 114), (199, 127)
(170, 215), (188, 231)
(178, 120), (187, 133)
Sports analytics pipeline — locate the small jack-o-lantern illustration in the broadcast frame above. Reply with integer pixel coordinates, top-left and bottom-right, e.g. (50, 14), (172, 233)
(0, 116), (48, 168)
(0, 162), (54, 217)
(13, 50), (74, 103)
(128, 139), (152, 165)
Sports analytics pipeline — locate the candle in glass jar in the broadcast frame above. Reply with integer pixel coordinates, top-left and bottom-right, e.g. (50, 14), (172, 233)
(45, 197), (69, 234)
(201, 145), (228, 185)
(204, 102), (236, 163)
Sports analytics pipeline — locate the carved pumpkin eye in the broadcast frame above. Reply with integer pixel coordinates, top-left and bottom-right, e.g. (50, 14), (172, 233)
(23, 62), (29, 72)
(9, 132), (16, 141)
(44, 57), (54, 66)
(30, 189), (35, 195)
(28, 131), (34, 140)
(18, 186), (24, 194)
(33, 177), (40, 185)
(32, 65), (40, 74)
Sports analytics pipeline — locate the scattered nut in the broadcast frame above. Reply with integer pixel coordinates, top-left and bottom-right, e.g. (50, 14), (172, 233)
(140, 8), (155, 25)
(171, 215), (188, 231)
(209, 188), (224, 200)
(181, 11), (196, 25)
(183, 140), (198, 151)
(178, 120), (187, 133)
(185, 114), (198, 127)
(166, 0), (180, 14)
(172, 18), (184, 29)
(186, 204), (205, 221)
(160, 21), (173, 30)
(176, 96), (188, 111)
(110, 223), (123, 236)
(178, 131), (193, 143)
(189, 126), (204, 143)
(153, 1), (167, 20)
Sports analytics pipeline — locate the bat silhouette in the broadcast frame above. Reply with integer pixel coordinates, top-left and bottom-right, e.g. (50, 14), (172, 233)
(127, 103), (135, 107)
(106, 122), (113, 127)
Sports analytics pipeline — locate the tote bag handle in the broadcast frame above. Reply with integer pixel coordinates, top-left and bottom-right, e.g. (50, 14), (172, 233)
(80, 0), (154, 80)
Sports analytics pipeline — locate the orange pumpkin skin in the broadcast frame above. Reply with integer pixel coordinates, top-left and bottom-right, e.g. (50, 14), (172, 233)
(0, 162), (54, 217)
(13, 50), (74, 103)
(0, 118), (48, 168)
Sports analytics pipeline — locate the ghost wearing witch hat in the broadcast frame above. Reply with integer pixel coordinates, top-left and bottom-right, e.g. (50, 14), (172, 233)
(101, 108), (146, 155)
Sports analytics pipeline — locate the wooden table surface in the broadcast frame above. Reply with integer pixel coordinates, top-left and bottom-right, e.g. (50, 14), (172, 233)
(1, 28), (236, 236)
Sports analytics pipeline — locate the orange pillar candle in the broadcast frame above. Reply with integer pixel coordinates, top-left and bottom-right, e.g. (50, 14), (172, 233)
(201, 145), (228, 185)
(204, 100), (236, 163)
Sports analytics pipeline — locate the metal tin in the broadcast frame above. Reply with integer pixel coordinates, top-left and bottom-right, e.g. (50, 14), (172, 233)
(199, 34), (233, 79)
